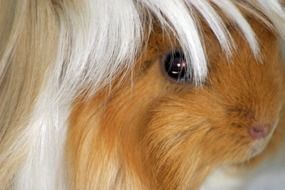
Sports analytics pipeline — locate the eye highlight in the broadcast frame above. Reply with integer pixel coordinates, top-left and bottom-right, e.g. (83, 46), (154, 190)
(162, 50), (192, 83)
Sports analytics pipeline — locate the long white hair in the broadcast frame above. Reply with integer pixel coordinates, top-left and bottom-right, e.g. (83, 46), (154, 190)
(0, 0), (285, 189)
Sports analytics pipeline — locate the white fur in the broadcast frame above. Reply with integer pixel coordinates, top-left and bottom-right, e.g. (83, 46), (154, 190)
(3, 0), (284, 189)
(200, 167), (246, 190)
(201, 140), (285, 190)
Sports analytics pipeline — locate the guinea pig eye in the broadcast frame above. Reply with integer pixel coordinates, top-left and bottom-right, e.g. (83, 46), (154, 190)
(163, 50), (191, 82)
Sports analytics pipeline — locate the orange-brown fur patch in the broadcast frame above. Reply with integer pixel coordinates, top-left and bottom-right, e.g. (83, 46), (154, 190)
(67, 19), (285, 190)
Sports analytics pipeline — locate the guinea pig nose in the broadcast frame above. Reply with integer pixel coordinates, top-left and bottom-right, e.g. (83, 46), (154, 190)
(248, 124), (271, 140)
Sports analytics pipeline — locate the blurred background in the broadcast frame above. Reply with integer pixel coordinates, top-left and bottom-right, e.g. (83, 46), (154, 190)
(246, 142), (285, 190)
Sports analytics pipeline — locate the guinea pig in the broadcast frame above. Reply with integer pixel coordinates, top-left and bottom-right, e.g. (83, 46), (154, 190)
(67, 18), (285, 190)
(1, 1), (285, 190)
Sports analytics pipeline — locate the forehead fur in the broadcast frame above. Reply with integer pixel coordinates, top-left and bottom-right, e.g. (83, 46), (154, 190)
(33, 0), (285, 94)
(139, 0), (285, 82)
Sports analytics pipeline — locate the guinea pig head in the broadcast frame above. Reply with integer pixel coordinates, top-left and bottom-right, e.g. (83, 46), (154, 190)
(137, 23), (285, 188)
(68, 20), (285, 190)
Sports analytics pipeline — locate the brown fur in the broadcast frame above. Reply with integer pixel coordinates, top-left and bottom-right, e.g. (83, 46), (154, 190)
(67, 19), (285, 190)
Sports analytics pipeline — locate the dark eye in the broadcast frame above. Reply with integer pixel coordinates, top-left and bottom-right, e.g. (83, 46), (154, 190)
(163, 50), (191, 82)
